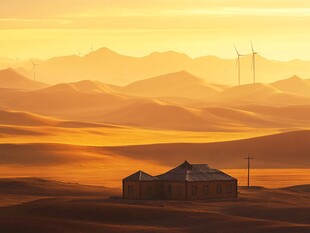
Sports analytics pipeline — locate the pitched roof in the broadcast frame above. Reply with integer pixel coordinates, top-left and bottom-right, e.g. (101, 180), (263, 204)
(156, 161), (236, 182)
(123, 170), (158, 181)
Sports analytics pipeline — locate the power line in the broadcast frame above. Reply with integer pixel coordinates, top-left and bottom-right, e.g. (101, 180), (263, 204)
(238, 167), (247, 186)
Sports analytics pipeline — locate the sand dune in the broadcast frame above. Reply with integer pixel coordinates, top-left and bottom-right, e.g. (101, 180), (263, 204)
(3, 82), (127, 116)
(0, 109), (120, 129)
(0, 125), (52, 137)
(282, 184), (310, 192)
(1, 73), (310, 130)
(104, 130), (310, 168)
(210, 83), (310, 105)
(235, 105), (310, 122)
(271, 75), (310, 97)
(100, 99), (310, 130)
(0, 143), (104, 166)
(0, 68), (48, 90)
(202, 107), (289, 128)
(0, 130), (308, 188)
(2, 95), (309, 131)
(100, 99), (229, 131)
(0, 186), (308, 233)
(43, 80), (122, 95)
(101, 100), (245, 131)
(0, 177), (118, 197)
(0, 109), (58, 126)
(123, 70), (225, 99)
(0, 88), (27, 108)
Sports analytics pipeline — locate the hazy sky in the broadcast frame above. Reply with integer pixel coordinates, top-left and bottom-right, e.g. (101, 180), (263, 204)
(1, 0), (310, 60)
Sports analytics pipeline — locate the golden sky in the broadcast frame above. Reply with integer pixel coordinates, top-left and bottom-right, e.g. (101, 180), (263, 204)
(1, 0), (310, 60)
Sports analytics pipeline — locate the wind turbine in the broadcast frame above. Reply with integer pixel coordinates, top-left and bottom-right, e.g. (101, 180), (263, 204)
(30, 59), (39, 81)
(90, 43), (94, 51)
(15, 56), (19, 65)
(251, 41), (258, 83)
(234, 45), (244, 86)
(77, 49), (83, 56)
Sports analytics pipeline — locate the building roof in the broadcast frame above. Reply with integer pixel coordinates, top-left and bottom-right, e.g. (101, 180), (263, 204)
(156, 161), (236, 182)
(123, 170), (158, 181)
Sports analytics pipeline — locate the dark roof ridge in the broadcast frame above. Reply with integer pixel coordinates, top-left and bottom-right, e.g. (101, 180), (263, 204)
(123, 170), (158, 181)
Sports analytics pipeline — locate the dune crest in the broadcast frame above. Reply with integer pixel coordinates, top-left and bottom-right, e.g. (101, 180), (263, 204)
(0, 68), (48, 90)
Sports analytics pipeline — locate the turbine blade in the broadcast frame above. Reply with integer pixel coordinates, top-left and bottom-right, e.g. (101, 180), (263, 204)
(251, 41), (254, 53)
(233, 44), (240, 56)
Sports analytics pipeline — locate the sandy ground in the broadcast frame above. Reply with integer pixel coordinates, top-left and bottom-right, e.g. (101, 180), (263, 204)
(1, 130), (309, 188)
(0, 179), (309, 233)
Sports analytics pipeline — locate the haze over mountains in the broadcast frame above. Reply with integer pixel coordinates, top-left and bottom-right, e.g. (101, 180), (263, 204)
(0, 68), (309, 131)
(0, 68), (48, 90)
(0, 51), (309, 184)
(123, 71), (226, 99)
(2, 47), (310, 85)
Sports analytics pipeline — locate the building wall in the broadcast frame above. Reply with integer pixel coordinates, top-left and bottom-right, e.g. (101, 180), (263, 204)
(161, 181), (187, 200)
(123, 180), (238, 200)
(123, 181), (140, 199)
(186, 180), (237, 200)
(123, 181), (159, 199)
(139, 181), (159, 199)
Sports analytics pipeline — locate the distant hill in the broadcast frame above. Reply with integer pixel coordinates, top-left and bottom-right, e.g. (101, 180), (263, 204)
(209, 82), (310, 106)
(123, 70), (225, 99)
(270, 75), (310, 97)
(13, 47), (310, 85)
(104, 130), (310, 168)
(100, 99), (229, 131)
(1, 75), (310, 130)
(2, 80), (127, 116)
(0, 68), (48, 90)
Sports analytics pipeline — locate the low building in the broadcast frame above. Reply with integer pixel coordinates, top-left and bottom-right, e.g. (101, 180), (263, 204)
(123, 161), (238, 200)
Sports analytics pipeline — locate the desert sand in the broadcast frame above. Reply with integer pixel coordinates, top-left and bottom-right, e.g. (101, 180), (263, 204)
(2, 0), (310, 232)
(0, 178), (309, 233)
(0, 70), (309, 189)
(0, 62), (309, 232)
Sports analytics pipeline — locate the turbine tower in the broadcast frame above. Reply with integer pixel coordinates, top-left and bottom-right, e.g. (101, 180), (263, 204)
(251, 41), (258, 83)
(30, 59), (39, 81)
(234, 45), (244, 86)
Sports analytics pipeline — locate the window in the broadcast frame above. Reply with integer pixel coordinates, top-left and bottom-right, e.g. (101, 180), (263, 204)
(216, 184), (222, 194)
(168, 185), (172, 195)
(226, 184), (232, 194)
(192, 185), (197, 195)
(146, 186), (152, 196)
(176, 186), (183, 195)
(203, 185), (209, 195)
(128, 185), (134, 195)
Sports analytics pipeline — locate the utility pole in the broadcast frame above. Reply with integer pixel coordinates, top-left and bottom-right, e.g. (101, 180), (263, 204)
(244, 154), (254, 188)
